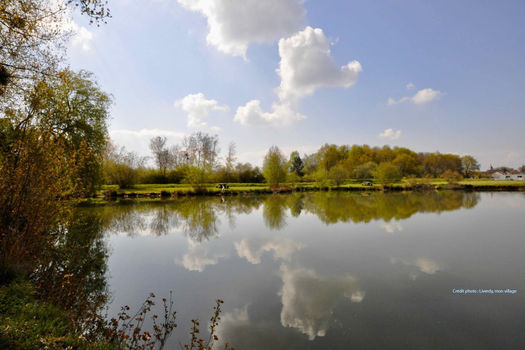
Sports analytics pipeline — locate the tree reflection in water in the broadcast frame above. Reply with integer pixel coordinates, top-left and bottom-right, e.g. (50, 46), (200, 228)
(91, 191), (479, 239)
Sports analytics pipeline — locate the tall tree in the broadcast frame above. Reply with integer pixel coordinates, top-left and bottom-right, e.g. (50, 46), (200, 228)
(27, 70), (111, 194)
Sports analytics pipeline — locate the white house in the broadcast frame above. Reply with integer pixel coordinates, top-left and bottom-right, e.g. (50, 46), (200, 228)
(492, 172), (525, 180)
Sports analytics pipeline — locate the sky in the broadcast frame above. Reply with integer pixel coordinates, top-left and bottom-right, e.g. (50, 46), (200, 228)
(68, 0), (525, 169)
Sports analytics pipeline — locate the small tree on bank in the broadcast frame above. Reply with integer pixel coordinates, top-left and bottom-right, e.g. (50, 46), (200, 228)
(263, 146), (287, 188)
(328, 164), (347, 187)
(461, 155), (480, 178)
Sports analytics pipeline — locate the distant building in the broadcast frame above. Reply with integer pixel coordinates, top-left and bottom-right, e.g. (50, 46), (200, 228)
(492, 171), (524, 181)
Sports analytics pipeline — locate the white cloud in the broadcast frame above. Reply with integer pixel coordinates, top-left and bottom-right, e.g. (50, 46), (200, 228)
(233, 100), (305, 126)
(388, 88), (443, 105)
(279, 265), (364, 340)
(277, 26), (362, 103)
(378, 128), (402, 140)
(70, 22), (94, 52)
(406, 82), (415, 90)
(235, 237), (304, 264)
(175, 93), (228, 128)
(233, 26), (361, 127)
(412, 88), (444, 104)
(177, 0), (305, 59)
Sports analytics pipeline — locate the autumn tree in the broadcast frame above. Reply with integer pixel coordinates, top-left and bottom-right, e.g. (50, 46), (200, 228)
(263, 146), (287, 188)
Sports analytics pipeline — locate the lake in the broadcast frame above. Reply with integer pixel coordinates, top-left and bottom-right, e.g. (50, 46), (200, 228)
(78, 191), (525, 349)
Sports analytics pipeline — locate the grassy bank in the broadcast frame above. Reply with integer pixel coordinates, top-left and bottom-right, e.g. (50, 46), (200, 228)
(94, 179), (525, 200)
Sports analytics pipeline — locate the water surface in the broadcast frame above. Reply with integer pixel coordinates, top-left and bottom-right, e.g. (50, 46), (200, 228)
(84, 191), (524, 349)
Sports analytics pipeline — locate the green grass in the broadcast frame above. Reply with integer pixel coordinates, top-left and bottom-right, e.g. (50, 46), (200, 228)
(96, 179), (525, 197)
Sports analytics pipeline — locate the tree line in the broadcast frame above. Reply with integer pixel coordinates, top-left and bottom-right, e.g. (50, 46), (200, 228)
(104, 136), (490, 188)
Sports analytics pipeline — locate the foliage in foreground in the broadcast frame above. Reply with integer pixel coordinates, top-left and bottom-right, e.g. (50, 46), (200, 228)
(0, 277), (233, 350)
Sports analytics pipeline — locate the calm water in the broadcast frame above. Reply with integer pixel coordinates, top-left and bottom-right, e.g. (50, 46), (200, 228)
(82, 191), (525, 349)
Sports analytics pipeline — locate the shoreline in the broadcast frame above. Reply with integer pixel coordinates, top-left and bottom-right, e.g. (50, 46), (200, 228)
(86, 181), (525, 204)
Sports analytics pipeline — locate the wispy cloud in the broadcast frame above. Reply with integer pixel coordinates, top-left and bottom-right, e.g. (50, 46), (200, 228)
(388, 88), (444, 105)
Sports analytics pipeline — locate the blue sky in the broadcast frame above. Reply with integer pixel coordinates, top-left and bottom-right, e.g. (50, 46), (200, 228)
(68, 0), (525, 168)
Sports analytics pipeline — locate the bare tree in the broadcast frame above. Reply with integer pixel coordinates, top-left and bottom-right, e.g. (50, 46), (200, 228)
(225, 142), (237, 171)
(150, 136), (171, 175)
(169, 144), (185, 168)
(182, 132), (219, 169)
